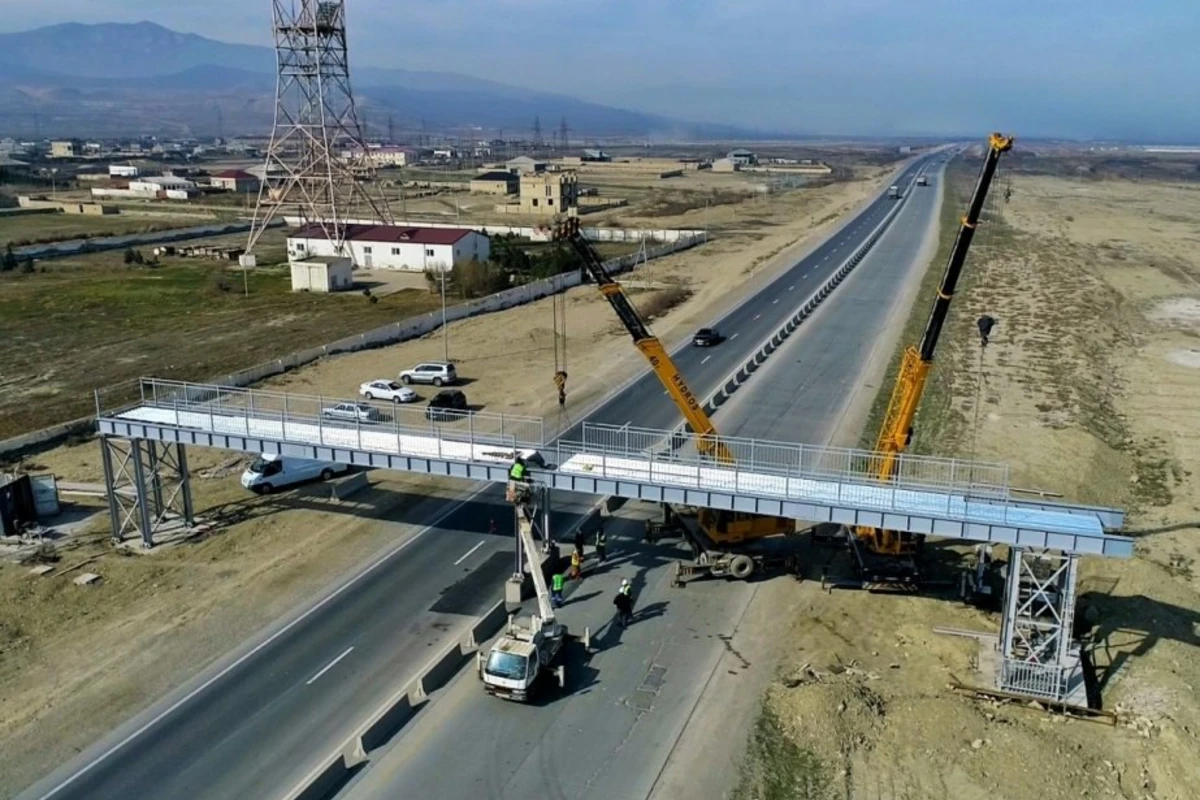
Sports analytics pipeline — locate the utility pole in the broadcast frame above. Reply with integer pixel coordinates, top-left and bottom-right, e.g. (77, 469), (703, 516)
(559, 117), (569, 152)
(440, 267), (450, 362)
(532, 116), (542, 150)
(387, 113), (395, 144)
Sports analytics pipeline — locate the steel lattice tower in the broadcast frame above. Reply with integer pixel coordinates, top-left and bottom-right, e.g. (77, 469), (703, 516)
(246, 0), (392, 262)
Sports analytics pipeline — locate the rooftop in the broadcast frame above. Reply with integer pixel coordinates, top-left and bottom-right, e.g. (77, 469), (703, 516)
(291, 223), (477, 246)
(473, 170), (518, 182)
(212, 169), (257, 180)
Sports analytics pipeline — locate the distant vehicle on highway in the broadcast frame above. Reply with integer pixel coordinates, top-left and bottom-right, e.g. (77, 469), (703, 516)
(241, 454), (350, 494)
(917, 176), (929, 187)
(692, 327), (722, 347)
(887, 184), (902, 199)
(360, 380), (418, 404)
(400, 362), (457, 386)
(322, 402), (384, 423)
(425, 389), (468, 421)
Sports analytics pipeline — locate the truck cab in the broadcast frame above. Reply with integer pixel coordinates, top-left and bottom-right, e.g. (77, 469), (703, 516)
(480, 639), (541, 701)
(887, 184), (901, 199)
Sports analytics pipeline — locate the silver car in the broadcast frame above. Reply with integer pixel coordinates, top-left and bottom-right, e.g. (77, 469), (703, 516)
(321, 402), (383, 423)
(399, 362), (458, 387)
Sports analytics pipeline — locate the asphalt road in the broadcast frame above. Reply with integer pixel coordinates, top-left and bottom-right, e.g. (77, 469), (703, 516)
(338, 156), (951, 800)
(22, 155), (939, 800)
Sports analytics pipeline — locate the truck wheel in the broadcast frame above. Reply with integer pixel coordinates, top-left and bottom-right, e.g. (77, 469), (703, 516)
(320, 468), (335, 481)
(730, 554), (756, 580)
(258, 483), (275, 495)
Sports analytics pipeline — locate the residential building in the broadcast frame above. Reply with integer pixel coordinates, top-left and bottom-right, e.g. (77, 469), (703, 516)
(519, 172), (578, 215)
(287, 224), (490, 272)
(50, 140), (81, 159)
(210, 169), (261, 193)
(109, 164), (140, 178)
(711, 158), (739, 173)
(506, 156), (547, 175)
(128, 175), (198, 198)
(727, 148), (758, 166)
(345, 146), (413, 168)
(291, 256), (354, 293)
(469, 170), (519, 195)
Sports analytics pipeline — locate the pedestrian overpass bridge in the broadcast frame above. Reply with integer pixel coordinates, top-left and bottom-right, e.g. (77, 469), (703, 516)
(95, 379), (1130, 559)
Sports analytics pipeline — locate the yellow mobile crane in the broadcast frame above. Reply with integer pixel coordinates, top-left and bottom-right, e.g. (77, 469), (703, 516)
(556, 217), (795, 581)
(851, 133), (1014, 585)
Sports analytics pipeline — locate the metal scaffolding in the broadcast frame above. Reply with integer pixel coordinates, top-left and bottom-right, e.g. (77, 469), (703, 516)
(999, 547), (1081, 702)
(100, 437), (194, 548)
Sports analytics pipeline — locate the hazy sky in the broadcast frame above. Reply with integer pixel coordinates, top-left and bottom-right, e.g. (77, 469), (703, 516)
(1, 0), (1198, 139)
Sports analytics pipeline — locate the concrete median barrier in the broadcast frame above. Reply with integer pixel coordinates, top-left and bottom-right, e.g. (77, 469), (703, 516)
(355, 680), (418, 756)
(330, 471), (370, 502)
(416, 640), (472, 700)
(470, 600), (510, 647)
(280, 751), (353, 800)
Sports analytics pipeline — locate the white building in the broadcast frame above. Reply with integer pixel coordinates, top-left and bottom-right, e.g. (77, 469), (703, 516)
(291, 256), (354, 293)
(129, 175), (198, 196)
(287, 224), (490, 272)
(344, 146), (413, 168)
(109, 164), (140, 177)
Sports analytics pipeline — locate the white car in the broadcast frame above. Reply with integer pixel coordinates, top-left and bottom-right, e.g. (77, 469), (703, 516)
(399, 362), (458, 387)
(321, 402), (384, 423)
(360, 380), (418, 404)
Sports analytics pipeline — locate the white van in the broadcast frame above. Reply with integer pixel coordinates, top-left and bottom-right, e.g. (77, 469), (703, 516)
(241, 454), (350, 495)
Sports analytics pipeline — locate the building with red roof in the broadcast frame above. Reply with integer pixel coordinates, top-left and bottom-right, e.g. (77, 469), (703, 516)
(286, 223), (490, 271)
(210, 169), (261, 193)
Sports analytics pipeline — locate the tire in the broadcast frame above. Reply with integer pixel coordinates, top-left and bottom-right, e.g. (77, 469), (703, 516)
(730, 554), (756, 581)
(320, 468), (335, 481)
(401, 375), (412, 385)
(393, 396), (402, 404)
(364, 392), (374, 400)
(259, 483), (275, 495)
(433, 377), (444, 387)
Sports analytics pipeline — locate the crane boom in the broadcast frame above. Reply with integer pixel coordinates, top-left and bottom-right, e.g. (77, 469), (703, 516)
(557, 216), (733, 463)
(873, 133), (1014, 481)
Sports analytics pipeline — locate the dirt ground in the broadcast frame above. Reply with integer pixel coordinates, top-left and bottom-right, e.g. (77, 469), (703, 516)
(0, 162), (895, 796)
(737, 168), (1200, 799)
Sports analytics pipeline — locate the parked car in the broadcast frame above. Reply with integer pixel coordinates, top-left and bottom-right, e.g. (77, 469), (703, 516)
(400, 362), (458, 387)
(360, 379), (418, 404)
(241, 454), (350, 495)
(693, 327), (722, 347)
(322, 402), (384, 423)
(425, 389), (469, 421)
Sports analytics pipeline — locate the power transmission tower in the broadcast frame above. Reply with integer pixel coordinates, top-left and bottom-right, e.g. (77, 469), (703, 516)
(246, 1), (392, 263)
(559, 117), (569, 152)
(532, 116), (542, 149)
(387, 113), (395, 144)
(215, 106), (225, 142)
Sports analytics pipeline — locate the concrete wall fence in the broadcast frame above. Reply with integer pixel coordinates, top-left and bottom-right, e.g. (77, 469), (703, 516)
(0, 234), (705, 459)
(290, 216), (705, 244)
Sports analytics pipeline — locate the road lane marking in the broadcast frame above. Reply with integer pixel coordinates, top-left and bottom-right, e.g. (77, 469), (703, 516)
(772, 299), (779, 304)
(701, 355), (711, 364)
(454, 541), (486, 565)
(306, 647), (355, 686)
(788, 285), (794, 291)
(802, 274), (808, 279)
(37, 478), (493, 799)
(730, 333), (739, 340)
(753, 313), (761, 320)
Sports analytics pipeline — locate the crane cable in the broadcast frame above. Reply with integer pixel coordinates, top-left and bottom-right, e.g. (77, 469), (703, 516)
(552, 284), (569, 419)
(966, 155), (1006, 478)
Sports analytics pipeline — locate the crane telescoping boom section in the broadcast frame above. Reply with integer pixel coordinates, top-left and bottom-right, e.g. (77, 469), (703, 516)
(860, 133), (1014, 561)
(556, 216), (733, 464)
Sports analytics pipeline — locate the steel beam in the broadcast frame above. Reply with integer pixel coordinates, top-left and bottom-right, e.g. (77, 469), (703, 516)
(999, 548), (1082, 702)
(98, 436), (195, 547)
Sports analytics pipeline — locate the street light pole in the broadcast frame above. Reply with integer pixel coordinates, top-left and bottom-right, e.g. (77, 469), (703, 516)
(441, 267), (449, 362)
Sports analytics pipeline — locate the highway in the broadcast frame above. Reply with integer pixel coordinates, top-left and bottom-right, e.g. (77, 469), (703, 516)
(338, 156), (948, 800)
(22, 154), (941, 800)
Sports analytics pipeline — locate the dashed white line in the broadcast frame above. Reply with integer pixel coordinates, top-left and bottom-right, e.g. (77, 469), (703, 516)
(772, 299), (779, 304)
(753, 313), (761, 320)
(730, 333), (739, 340)
(788, 285), (794, 291)
(701, 355), (711, 365)
(802, 274), (809, 279)
(306, 647), (354, 686)
(453, 541), (485, 565)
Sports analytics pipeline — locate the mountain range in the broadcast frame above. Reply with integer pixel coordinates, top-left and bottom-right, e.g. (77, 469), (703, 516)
(0, 22), (705, 140)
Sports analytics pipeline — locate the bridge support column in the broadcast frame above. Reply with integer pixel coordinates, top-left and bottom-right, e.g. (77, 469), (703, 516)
(998, 547), (1082, 704)
(100, 436), (194, 548)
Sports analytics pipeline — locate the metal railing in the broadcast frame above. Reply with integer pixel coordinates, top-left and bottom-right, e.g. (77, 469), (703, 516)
(98, 378), (545, 456)
(563, 422), (1010, 502)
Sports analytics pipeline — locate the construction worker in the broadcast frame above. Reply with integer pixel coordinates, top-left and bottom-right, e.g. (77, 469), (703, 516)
(569, 548), (583, 581)
(551, 571), (565, 607)
(595, 525), (607, 563)
(509, 455), (528, 483)
(613, 586), (633, 627)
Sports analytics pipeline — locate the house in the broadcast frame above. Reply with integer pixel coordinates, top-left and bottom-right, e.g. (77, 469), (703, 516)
(291, 256), (354, 293)
(506, 156), (547, 175)
(344, 146), (413, 168)
(109, 164), (140, 178)
(210, 169), (261, 193)
(519, 172), (578, 215)
(727, 148), (758, 166)
(469, 170), (519, 195)
(128, 175), (199, 198)
(287, 224), (490, 272)
(711, 158), (739, 173)
(50, 140), (81, 159)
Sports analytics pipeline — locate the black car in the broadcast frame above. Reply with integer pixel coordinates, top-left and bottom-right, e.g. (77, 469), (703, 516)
(693, 327), (722, 347)
(425, 389), (469, 421)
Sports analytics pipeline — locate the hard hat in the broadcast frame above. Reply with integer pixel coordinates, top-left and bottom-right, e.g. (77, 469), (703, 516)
(621, 578), (630, 587)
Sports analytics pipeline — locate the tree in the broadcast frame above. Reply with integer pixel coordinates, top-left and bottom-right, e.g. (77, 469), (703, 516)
(132, 249), (145, 265)
(19, 256), (35, 274)
(1, 243), (16, 272)
(123, 247), (136, 265)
